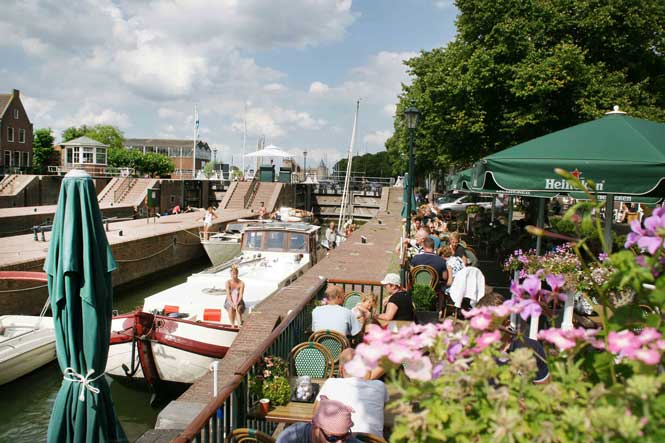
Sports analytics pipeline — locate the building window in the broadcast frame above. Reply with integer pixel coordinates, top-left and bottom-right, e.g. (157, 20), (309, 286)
(73, 146), (80, 163)
(13, 151), (20, 167)
(66, 148), (73, 164)
(3, 151), (10, 166)
(7, 127), (14, 142)
(96, 147), (107, 165)
(18, 129), (25, 143)
(14, 109), (19, 119)
(22, 152), (29, 167)
(82, 147), (94, 163)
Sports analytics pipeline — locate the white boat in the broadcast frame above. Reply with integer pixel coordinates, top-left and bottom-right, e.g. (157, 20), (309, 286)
(200, 231), (242, 267)
(0, 315), (56, 385)
(107, 222), (321, 388)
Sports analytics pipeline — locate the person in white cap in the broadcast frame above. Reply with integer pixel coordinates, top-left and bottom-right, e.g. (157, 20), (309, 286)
(376, 273), (414, 321)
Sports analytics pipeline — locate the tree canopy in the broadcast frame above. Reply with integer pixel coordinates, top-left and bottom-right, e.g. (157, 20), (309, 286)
(386, 0), (665, 175)
(32, 128), (56, 173)
(333, 151), (393, 177)
(62, 124), (174, 176)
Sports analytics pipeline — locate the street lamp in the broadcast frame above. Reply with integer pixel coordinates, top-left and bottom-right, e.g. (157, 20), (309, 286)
(303, 150), (308, 180)
(404, 104), (420, 239)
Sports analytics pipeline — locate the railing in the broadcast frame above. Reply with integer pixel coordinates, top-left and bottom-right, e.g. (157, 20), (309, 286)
(113, 177), (136, 203)
(172, 278), (386, 442)
(0, 174), (17, 193)
(47, 165), (134, 177)
(174, 278), (326, 443)
(243, 179), (259, 209)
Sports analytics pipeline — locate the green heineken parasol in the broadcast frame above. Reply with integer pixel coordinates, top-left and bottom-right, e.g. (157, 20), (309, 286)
(45, 170), (127, 443)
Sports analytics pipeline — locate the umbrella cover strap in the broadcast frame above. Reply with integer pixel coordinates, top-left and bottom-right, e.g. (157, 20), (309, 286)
(63, 368), (104, 401)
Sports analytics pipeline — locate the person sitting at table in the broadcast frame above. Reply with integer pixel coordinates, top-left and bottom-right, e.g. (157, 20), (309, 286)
(448, 232), (468, 265)
(410, 237), (447, 283)
(311, 285), (362, 337)
(276, 395), (362, 443)
(376, 273), (414, 322)
(351, 293), (375, 329)
(315, 348), (388, 438)
(442, 246), (466, 295)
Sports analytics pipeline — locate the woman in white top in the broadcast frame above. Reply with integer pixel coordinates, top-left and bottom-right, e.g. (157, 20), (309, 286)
(442, 245), (466, 291)
(201, 206), (218, 240)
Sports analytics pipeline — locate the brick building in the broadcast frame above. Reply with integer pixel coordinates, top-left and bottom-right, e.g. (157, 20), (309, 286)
(123, 138), (212, 178)
(0, 89), (34, 172)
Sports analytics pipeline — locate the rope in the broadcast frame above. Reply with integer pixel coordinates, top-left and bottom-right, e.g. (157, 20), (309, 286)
(63, 368), (105, 401)
(39, 296), (51, 317)
(0, 284), (47, 293)
(115, 242), (174, 263)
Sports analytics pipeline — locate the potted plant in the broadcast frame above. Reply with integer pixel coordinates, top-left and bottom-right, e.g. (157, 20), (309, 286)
(411, 284), (438, 324)
(261, 376), (291, 407)
(249, 355), (289, 409)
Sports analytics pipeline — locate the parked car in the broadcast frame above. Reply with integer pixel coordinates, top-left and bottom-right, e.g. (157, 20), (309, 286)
(437, 194), (504, 213)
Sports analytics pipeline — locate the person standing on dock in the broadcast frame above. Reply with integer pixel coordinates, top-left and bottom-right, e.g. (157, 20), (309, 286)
(201, 206), (218, 240)
(225, 264), (245, 327)
(325, 221), (337, 250)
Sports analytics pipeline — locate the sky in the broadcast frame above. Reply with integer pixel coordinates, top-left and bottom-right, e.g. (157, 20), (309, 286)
(1, 0), (458, 169)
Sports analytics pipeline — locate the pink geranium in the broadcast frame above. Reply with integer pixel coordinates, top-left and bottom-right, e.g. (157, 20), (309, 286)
(608, 330), (641, 356)
(545, 273), (566, 293)
(472, 330), (501, 353)
(355, 342), (390, 365)
(632, 348), (661, 365)
(469, 312), (493, 330)
(538, 328), (580, 351)
(404, 356), (433, 381)
(625, 207), (665, 254)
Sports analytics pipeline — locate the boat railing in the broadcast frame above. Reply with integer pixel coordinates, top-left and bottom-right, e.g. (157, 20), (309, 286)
(173, 277), (325, 442)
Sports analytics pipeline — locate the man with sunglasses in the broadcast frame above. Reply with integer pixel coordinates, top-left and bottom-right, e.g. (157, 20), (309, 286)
(276, 395), (362, 443)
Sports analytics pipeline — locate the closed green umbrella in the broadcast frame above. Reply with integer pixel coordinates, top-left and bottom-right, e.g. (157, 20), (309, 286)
(401, 172), (417, 219)
(45, 170), (126, 443)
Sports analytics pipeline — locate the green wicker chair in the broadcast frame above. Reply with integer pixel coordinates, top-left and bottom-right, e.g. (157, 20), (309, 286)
(343, 291), (363, 309)
(289, 341), (335, 378)
(309, 329), (351, 370)
(410, 265), (438, 289)
(225, 428), (275, 443)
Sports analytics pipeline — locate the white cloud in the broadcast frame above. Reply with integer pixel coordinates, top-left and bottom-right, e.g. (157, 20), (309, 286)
(309, 81), (330, 94)
(434, 0), (455, 9)
(363, 130), (392, 148)
(264, 83), (287, 92)
(382, 104), (396, 117)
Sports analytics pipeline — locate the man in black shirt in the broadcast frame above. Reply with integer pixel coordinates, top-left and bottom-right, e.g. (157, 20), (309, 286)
(410, 237), (447, 282)
(376, 273), (415, 321)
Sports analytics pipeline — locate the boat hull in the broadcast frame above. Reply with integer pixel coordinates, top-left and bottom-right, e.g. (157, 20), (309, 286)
(107, 312), (238, 384)
(201, 241), (242, 267)
(0, 316), (56, 385)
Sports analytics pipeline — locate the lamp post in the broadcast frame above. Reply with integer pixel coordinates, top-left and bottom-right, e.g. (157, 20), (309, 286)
(303, 150), (308, 180)
(404, 104), (420, 239)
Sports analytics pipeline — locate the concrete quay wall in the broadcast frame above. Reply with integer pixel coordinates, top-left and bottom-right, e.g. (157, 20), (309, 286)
(0, 209), (252, 315)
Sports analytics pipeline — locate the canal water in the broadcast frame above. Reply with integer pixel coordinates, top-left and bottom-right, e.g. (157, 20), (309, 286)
(0, 259), (209, 443)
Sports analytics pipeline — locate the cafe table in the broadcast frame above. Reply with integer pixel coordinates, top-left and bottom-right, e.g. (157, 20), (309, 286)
(264, 377), (326, 424)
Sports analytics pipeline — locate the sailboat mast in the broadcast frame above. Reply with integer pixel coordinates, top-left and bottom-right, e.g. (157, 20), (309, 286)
(242, 102), (247, 177)
(338, 100), (360, 230)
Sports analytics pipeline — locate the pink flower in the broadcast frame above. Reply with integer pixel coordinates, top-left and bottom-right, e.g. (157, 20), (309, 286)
(632, 348), (661, 365)
(522, 275), (542, 298)
(637, 328), (661, 345)
(447, 342), (463, 362)
(469, 312), (493, 330)
(343, 355), (373, 378)
(487, 304), (511, 318)
(545, 274), (566, 293)
(538, 328), (578, 351)
(439, 319), (454, 332)
(404, 356), (433, 381)
(355, 342), (390, 365)
(388, 340), (421, 364)
(625, 208), (665, 254)
(607, 330), (641, 356)
(516, 298), (542, 321)
(364, 324), (393, 344)
(510, 280), (525, 298)
(473, 330), (501, 353)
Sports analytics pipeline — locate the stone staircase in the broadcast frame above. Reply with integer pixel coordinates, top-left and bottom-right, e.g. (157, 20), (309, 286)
(249, 182), (282, 211)
(98, 177), (158, 207)
(0, 175), (37, 196)
(221, 181), (252, 210)
(219, 181), (283, 212)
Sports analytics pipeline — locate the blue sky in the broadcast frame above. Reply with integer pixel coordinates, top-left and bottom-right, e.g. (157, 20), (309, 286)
(0, 0), (458, 169)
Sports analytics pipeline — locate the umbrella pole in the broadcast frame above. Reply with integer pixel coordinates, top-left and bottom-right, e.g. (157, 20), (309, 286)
(536, 198), (545, 256)
(603, 194), (614, 253)
(507, 196), (514, 235)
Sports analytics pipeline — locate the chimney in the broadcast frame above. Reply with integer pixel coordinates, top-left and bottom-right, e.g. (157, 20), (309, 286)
(12, 89), (19, 97)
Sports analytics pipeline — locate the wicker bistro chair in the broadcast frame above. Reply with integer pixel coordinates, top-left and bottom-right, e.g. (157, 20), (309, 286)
(225, 428), (276, 443)
(343, 290), (363, 310)
(354, 432), (388, 443)
(309, 330), (351, 371)
(289, 341), (335, 378)
(410, 265), (439, 290)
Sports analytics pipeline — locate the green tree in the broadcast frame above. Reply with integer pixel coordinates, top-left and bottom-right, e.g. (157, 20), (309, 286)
(202, 161), (216, 179)
(61, 124), (124, 149)
(141, 152), (175, 177)
(32, 128), (56, 173)
(387, 0), (665, 173)
(333, 151), (394, 177)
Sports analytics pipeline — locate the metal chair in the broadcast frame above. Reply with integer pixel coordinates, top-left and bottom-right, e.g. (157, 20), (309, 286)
(225, 428), (276, 443)
(410, 265), (439, 289)
(289, 341), (335, 378)
(343, 290), (363, 309)
(354, 433), (388, 443)
(308, 330), (351, 370)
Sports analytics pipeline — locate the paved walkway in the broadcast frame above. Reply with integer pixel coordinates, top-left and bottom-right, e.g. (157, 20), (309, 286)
(0, 209), (252, 270)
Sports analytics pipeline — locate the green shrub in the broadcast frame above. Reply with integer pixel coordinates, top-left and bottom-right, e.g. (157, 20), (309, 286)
(412, 284), (436, 311)
(262, 376), (291, 406)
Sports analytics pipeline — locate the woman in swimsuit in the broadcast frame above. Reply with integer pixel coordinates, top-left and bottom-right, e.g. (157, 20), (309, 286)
(202, 206), (218, 240)
(225, 264), (246, 327)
